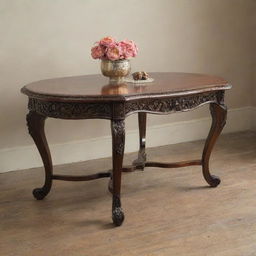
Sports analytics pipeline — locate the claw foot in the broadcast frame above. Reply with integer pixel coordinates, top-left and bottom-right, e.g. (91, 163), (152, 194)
(33, 188), (48, 200)
(112, 195), (124, 226)
(132, 152), (146, 171)
(208, 175), (221, 188)
(112, 207), (125, 226)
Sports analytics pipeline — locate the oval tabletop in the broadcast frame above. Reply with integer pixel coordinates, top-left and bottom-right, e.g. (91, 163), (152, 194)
(21, 72), (231, 102)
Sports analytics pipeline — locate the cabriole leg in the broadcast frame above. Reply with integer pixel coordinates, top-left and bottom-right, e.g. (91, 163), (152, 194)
(133, 112), (147, 169)
(111, 119), (125, 226)
(26, 111), (53, 200)
(202, 103), (227, 187)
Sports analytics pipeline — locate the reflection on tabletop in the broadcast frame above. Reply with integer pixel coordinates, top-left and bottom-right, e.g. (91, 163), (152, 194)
(101, 83), (148, 95)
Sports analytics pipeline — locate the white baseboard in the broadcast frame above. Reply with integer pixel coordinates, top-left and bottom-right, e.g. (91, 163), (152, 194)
(0, 106), (254, 173)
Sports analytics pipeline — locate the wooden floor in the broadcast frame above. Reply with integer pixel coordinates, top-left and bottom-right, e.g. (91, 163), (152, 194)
(1, 131), (256, 256)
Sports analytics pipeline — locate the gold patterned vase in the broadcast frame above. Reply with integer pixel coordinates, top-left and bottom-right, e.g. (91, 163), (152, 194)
(101, 59), (131, 84)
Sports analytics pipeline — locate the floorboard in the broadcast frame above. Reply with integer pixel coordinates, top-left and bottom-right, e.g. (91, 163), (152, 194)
(1, 131), (256, 256)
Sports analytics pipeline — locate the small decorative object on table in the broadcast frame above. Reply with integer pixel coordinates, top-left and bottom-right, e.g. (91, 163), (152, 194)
(125, 71), (154, 84)
(91, 36), (138, 84)
(132, 71), (149, 80)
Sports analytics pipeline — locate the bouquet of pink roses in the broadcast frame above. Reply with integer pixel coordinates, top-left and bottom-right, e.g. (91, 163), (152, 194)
(91, 36), (138, 61)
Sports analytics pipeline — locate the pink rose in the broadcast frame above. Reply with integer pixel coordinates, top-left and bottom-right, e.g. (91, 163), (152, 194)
(91, 37), (138, 61)
(91, 45), (105, 59)
(119, 40), (138, 59)
(99, 36), (116, 47)
(106, 45), (121, 61)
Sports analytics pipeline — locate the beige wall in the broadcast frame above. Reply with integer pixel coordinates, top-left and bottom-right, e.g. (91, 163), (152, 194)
(0, 0), (255, 167)
(253, 0), (256, 106)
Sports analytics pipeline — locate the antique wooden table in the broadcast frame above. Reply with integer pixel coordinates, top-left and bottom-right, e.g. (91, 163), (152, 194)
(21, 72), (231, 226)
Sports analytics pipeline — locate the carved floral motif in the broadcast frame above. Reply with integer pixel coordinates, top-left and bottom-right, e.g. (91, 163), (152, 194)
(28, 91), (224, 120)
(112, 120), (125, 155)
(28, 98), (112, 119)
(124, 92), (220, 116)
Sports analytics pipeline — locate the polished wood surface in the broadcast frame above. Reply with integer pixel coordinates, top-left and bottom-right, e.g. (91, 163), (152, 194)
(21, 72), (231, 102)
(26, 111), (52, 200)
(202, 103), (227, 187)
(1, 132), (256, 255)
(21, 72), (231, 226)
